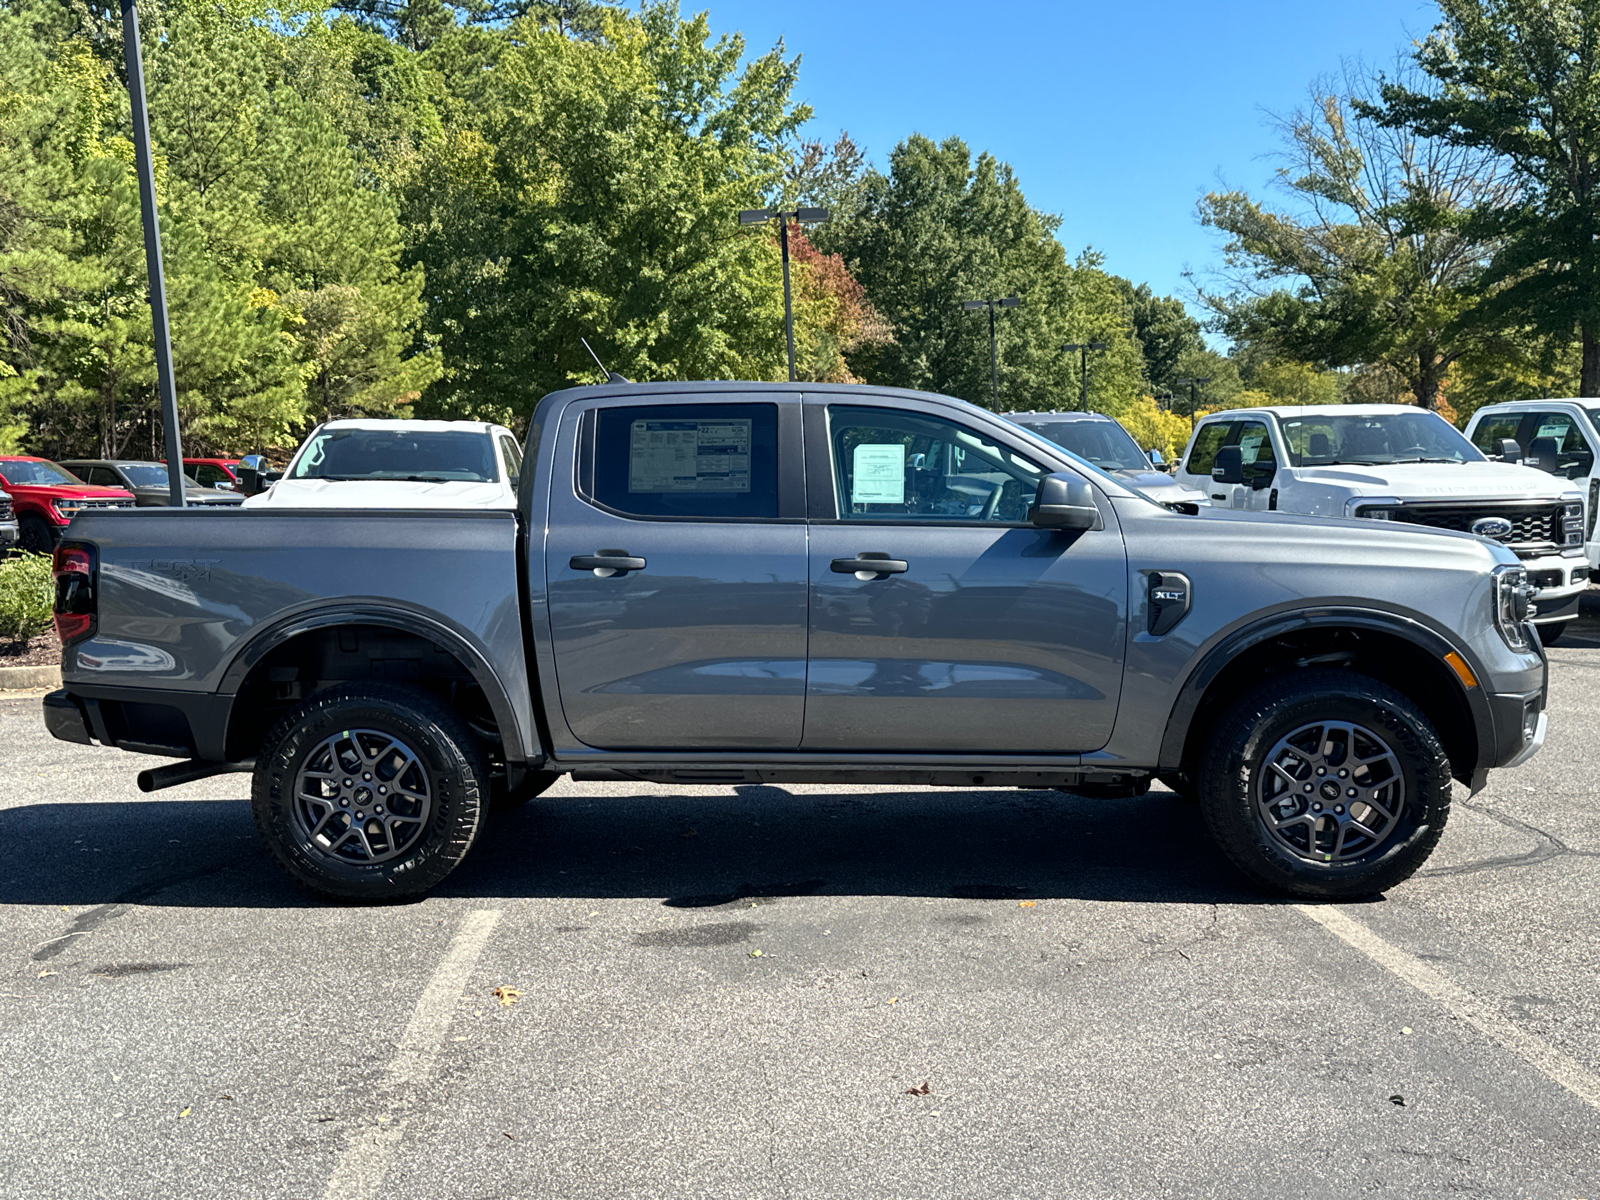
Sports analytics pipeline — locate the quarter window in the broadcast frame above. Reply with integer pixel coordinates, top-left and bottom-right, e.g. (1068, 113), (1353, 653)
(586, 403), (778, 520)
(826, 406), (1046, 523)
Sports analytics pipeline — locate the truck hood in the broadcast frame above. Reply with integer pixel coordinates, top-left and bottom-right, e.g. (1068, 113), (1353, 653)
(1110, 468), (1208, 505)
(244, 477), (512, 509)
(2, 482), (135, 502)
(1291, 460), (1571, 499)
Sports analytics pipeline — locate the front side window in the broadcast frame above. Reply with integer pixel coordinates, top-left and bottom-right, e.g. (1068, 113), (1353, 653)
(1235, 421), (1278, 483)
(1280, 411), (1482, 466)
(1470, 414), (1523, 458)
(1184, 422), (1232, 476)
(586, 403), (778, 520)
(0, 460), (83, 487)
(192, 464), (229, 486)
(117, 464), (180, 488)
(827, 406), (1046, 523)
(1525, 412), (1595, 479)
(290, 429), (499, 482)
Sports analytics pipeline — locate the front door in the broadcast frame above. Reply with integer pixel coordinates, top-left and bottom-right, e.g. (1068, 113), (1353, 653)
(802, 400), (1128, 754)
(544, 395), (809, 750)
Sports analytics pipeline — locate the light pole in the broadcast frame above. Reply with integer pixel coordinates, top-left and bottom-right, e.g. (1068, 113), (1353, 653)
(120, 0), (185, 507)
(962, 296), (1021, 407)
(1061, 341), (1107, 411)
(739, 206), (830, 382)
(1173, 376), (1212, 426)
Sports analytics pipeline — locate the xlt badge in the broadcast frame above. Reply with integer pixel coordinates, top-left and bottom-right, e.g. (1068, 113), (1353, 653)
(1147, 571), (1193, 636)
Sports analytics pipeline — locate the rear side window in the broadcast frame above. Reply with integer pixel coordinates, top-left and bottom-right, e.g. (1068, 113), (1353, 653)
(586, 403), (778, 520)
(1471, 414), (1523, 457)
(1185, 422), (1232, 476)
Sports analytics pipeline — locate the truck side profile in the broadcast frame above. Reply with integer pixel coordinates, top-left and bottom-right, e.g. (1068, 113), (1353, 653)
(43, 383), (1548, 902)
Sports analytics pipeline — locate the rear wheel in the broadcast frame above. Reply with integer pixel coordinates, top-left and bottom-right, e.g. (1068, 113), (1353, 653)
(18, 515), (55, 554)
(252, 683), (487, 901)
(1198, 670), (1451, 900)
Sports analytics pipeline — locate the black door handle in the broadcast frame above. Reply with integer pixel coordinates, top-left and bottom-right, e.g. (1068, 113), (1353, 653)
(570, 550), (646, 575)
(831, 553), (908, 576)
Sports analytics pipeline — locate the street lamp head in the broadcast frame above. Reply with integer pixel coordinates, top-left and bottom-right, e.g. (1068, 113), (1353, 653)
(795, 207), (831, 223)
(998, 296), (1021, 308)
(1088, 341), (1107, 350)
(738, 208), (775, 225)
(962, 300), (987, 311)
(1061, 342), (1081, 351)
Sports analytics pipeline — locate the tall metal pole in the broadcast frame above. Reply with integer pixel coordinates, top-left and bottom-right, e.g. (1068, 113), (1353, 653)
(779, 217), (797, 383)
(121, 0), (185, 507)
(1079, 345), (1088, 411)
(988, 304), (999, 407)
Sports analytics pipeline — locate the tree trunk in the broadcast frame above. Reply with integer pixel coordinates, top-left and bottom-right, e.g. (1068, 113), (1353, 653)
(1583, 324), (1600, 398)
(1413, 347), (1440, 409)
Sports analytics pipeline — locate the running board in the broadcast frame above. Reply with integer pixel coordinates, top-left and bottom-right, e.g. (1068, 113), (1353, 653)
(569, 767), (1149, 790)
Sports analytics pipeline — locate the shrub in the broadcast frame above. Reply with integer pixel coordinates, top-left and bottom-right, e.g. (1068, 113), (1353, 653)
(0, 552), (55, 645)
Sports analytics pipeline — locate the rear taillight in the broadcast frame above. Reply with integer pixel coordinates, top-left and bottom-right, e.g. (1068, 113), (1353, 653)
(52, 543), (96, 645)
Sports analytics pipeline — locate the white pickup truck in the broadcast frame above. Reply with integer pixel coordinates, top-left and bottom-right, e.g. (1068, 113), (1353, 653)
(244, 419), (523, 510)
(1175, 404), (1588, 642)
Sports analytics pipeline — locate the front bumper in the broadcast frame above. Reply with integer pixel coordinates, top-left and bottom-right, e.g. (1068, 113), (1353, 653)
(0, 518), (16, 549)
(1526, 551), (1588, 624)
(1487, 688), (1546, 771)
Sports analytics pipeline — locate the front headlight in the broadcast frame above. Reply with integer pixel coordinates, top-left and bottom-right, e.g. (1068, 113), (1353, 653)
(52, 499), (84, 520)
(1346, 496), (1403, 519)
(1560, 496), (1584, 546)
(1493, 563), (1537, 651)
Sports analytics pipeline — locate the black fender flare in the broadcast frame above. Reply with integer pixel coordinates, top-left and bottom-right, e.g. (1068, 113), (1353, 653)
(1156, 604), (1497, 775)
(217, 603), (535, 764)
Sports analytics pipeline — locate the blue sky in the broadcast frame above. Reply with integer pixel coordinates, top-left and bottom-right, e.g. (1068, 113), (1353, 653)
(700, 0), (1441, 328)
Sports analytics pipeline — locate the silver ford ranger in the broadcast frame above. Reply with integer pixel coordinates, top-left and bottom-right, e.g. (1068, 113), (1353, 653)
(42, 382), (1548, 902)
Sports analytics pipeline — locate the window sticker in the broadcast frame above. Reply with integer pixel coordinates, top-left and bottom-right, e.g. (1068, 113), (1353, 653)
(1535, 421), (1569, 448)
(851, 443), (906, 505)
(1239, 433), (1265, 464)
(628, 419), (751, 492)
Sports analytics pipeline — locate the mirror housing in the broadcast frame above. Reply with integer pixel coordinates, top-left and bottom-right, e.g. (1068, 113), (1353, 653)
(1496, 438), (1522, 464)
(1211, 445), (1245, 485)
(1029, 473), (1100, 530)
(236, 454), (274, 496)
(1147, 447), (1165, 467)
(1527, 436), (1561, 474)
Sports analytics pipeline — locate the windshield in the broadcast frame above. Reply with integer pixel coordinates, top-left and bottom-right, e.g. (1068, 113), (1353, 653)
(290, 429), (499, 483)
(0, 460), (84, 486)
(118, 463), (200, 488)
(1280, 412), (1483, 466)
(1014, 418), (1150, 472)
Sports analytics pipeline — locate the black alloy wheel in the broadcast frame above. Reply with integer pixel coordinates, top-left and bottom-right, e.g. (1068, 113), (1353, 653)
(18, 515), (55, 554)
(1198, 669), (1452, 899)
(252, 682), (488, 901)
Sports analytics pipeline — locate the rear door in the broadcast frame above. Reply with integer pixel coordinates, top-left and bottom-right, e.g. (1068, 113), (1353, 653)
(801, 397), (1127, 753)
(543, 394), (809, 750)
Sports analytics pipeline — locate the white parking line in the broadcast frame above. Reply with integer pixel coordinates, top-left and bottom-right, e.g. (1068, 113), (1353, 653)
(1297, 904), (1600, 1110)
(322, 908), (502, 1200)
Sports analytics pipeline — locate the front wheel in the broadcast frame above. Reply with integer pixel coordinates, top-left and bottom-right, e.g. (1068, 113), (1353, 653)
(1198, 670), (1451, 900)
(252, 683), (488, 901)
(18, 515), (55, 554)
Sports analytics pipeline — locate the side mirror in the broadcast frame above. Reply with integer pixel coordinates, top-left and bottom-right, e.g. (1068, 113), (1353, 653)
(1527, 437), (1561, 474)
(1496, 438), (1523, 464)
(1029, 473), (1100, 530)
(1211, 446), (1245, 485)
(1147, 448), (1165, 467)
(236, 454), (270, 496)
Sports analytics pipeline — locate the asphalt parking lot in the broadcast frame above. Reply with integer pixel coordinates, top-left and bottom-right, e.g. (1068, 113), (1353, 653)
(3, 622), (1600, 1200)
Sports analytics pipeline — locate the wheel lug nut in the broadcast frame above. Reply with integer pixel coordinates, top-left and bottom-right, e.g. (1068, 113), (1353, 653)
(1312, 802), (1323, 812)
(1316, 767), (1326, 776)
(1338, 769), (1348, 778)
(356, 812), (363, 820)
(344, 779), (352, 787)
(363, 773), (371, 781)
(376, 806), (384, 814)
(378, 787), (387, 795)
(340, 799), (348, 807)
(1303, 784), (1313, 793)
(1348, 788), (1358, 797)
(1335, 805), (1344, 814)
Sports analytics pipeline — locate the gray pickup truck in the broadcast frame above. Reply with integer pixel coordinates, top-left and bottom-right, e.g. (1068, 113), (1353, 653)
(42, 382), (1548, 902)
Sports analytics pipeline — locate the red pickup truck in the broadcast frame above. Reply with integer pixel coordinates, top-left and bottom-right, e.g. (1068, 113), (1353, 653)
(0, 456), (137, 552)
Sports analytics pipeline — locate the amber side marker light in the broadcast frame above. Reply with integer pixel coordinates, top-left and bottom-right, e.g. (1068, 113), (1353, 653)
(1443, 651), (1478, 690)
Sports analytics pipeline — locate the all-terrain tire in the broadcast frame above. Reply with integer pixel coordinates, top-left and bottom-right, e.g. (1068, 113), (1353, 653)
(252, 682), (488, 902)
(1198, 669), (1452, 900)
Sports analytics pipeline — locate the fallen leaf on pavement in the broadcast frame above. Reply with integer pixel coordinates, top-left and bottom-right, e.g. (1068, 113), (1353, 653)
(179, 1107), (191, 1118)
(36, 970), (57, 979)
(503, 1131), (514, 1140)
(1018, 900), (1037, 908)
(492, 986), (523, 1007)
(886, 996), (898, 1005)
(749, 949), (764, 958)
(904, 1081), (932, 1096)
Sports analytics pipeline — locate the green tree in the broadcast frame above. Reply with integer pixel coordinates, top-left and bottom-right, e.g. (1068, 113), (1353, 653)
(1114, 279), (1206, 397)
(1200, 65), (1510, 408)
(825, 134), (1144, 412)
(1367, 1), (1600, 395)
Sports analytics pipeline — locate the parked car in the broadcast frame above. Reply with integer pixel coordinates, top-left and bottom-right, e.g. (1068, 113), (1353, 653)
(1006, 411), (1208, 510)
(45, 382), (1546, 905)
(0, 456), (136, 552)
(243, 420), (522, 509)
(0, 489), (16, 554)
(1463, 398), (1600, 579)
(180, 458), (244, 491)
(1174, 404), (1588, 643)
(59, 460), (246, 508)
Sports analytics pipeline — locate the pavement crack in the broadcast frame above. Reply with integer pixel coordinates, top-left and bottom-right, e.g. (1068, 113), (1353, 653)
(32, 863), (232, 961)
(1422, 799), (1597, 880)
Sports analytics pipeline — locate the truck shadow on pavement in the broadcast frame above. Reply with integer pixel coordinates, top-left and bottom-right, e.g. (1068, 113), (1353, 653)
(0, 784), (1280, 909)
